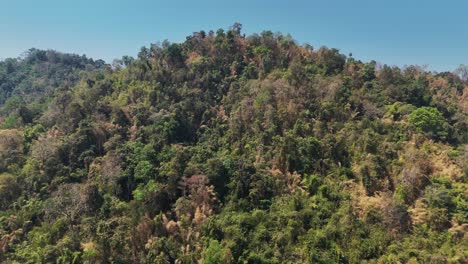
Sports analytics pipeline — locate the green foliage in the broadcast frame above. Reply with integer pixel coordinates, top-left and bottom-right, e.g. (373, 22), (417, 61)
(409, 106), (450, 140)
(202, 240), (232, 264)
(0, 25), (466, 263)
(386, 102), (416, 120)
(2, 114), (21, 128)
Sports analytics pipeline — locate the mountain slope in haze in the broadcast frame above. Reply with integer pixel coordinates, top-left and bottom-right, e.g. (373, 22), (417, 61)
(0, 49), (105, 127)
(0, 25), (467, 263)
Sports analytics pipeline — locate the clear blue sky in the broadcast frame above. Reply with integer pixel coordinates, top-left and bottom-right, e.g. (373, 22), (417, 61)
(1, 0), (467, 72)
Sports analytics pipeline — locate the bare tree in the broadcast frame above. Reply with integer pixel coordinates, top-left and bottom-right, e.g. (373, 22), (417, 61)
(44, 184), (88, 227)
(31, 135), (60, 172)
(455, 64), (468, 82)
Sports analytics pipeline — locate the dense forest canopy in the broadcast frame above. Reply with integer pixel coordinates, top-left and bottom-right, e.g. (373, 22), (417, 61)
(0, 24), (467, 263)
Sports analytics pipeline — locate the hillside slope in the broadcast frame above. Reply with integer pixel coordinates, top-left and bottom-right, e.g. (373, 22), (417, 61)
(0, 25), (467, 263)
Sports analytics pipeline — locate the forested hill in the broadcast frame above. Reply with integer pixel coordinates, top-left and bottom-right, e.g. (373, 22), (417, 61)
(0, 25), (467, 263)
(0, 49), (105, 127)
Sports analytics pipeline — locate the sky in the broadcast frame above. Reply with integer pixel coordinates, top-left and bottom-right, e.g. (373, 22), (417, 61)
(1, 0), (467, 72)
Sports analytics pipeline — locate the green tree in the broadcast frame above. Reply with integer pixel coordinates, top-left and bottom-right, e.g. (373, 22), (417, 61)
(408, 107), (450, 140)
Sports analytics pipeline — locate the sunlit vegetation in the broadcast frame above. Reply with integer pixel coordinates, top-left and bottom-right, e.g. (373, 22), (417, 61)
(0, 24), (467, 263)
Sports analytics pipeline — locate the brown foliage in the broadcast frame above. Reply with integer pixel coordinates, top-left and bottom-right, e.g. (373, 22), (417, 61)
(0, 129), (24, 171)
